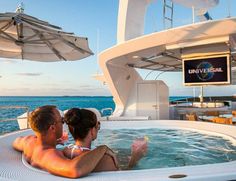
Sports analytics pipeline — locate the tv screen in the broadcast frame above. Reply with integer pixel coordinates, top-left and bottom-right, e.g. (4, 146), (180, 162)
(183, 55), (231, 86)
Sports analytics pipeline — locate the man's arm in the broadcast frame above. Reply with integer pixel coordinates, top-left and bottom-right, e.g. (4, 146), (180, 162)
(41, 145), (111, 178)
(12, 135), (35, 152)
(93, 154), (119, 172)
(63, 145), (119, 172)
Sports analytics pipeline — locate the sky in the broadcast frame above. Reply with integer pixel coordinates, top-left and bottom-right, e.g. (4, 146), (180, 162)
(0, 0), (235, 96)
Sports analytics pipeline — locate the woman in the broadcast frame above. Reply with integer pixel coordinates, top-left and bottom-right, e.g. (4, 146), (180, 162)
(63, 108), (147, 171)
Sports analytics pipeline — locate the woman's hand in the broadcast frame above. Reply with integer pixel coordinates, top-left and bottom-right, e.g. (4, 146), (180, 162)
(128, 137), (148, 169)
(131, 138), (148, 156)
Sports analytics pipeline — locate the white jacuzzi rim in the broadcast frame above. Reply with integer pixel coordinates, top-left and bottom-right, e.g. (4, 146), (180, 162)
(1, 120), (236, 181)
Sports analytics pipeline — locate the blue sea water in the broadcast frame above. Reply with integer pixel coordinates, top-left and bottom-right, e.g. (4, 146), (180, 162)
(0, 96), (188, 135)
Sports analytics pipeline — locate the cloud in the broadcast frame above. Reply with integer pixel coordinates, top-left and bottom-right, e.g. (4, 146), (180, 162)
(0, 58), (18, 64)
(40, 85), (111, 96)
(16, 73), (42, 76)
(79, 84), (93, 88)
(0, 83), (111, 96)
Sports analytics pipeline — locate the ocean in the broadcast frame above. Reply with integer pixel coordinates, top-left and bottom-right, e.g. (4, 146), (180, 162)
(0, 96), (188, 135)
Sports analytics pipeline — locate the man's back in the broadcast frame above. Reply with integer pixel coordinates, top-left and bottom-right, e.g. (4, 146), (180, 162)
(13, 135), (62, 170)
(18, 135), (79, 176)
(30, 143), (70, 173)
(13, 134), (115, 178)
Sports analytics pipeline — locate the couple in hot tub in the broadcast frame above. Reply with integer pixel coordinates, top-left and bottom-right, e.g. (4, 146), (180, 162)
(12, 105), (147, 178)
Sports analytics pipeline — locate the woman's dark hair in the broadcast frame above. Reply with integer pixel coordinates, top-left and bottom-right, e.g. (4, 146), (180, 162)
(64, 108), (97, 140)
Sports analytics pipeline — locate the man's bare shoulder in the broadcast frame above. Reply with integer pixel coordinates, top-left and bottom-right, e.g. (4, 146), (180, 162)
(42, 147), (66, 159)
(12, 135), (36, 152)
(23, 136), (37, 159)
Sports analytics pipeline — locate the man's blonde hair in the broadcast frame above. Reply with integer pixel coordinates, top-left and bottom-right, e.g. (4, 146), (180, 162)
(29, 105), (57, 133)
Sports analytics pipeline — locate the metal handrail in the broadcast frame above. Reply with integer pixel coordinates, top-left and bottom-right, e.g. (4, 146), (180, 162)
(0, 106), (29, 124)
(0, 118), (19, 122)
(0, 106), (29, 109)
(175, 99), (192, 107)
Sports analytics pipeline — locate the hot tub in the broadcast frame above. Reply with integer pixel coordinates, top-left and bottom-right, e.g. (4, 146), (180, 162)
(1, 120), (236, 181)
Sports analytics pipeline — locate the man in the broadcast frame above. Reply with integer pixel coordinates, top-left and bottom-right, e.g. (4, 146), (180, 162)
(12, 105), (117, 178)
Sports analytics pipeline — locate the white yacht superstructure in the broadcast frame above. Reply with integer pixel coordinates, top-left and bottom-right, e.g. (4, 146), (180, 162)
(98, 0), (236, 120)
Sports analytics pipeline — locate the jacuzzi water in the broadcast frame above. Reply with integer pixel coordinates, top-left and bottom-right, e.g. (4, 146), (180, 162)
(65, 128), (236, 170)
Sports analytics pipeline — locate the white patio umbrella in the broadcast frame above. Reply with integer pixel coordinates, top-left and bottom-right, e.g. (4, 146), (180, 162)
(0, 8), (93, 62)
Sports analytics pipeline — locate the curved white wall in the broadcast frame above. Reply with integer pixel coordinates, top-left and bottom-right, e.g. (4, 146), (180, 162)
(117, 0), (154, 43)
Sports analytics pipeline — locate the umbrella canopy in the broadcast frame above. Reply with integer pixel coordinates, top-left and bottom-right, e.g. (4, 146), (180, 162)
(0, 12), (93, 62)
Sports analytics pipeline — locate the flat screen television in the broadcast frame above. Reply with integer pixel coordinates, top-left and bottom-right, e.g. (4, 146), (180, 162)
(183, 55), (231, 86)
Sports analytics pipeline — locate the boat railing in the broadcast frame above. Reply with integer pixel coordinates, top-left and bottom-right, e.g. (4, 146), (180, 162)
(175, 98), (193, 107)
(175, 98), (231, 108)
(0, 106), (30, 130)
